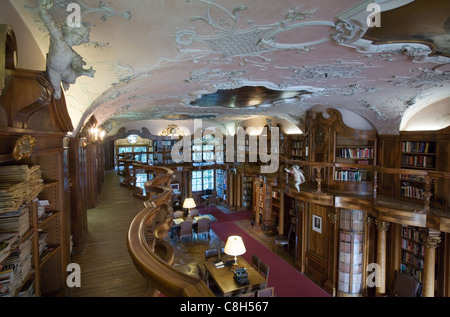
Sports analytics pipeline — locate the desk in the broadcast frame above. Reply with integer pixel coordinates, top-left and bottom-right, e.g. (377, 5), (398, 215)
(170, 216), (210, 239)
(201, 195), (211, 211)
(204, 256), (266, 297)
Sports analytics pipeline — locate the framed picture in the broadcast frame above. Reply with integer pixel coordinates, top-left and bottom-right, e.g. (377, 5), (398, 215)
(312, 215), (322, 234)
(170, 183), (180, 194)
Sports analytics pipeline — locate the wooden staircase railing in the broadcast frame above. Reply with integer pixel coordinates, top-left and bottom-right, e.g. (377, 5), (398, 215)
(126, 164), (214, 297)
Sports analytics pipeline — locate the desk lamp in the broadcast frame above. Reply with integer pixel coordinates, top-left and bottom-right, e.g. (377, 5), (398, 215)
(183, 198), (196, 217)
(224, 236), (246, 268)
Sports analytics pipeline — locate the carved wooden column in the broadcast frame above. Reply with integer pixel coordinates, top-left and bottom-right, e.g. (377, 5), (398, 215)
(421, 176), (433, 214)
(420, 230), (441, 297)
(313, 165), (324, 195)
(375, 220), (390, 296)
(363, 216), (375, 296)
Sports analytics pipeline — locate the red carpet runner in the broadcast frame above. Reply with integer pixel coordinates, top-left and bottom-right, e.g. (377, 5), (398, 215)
(203, 206), (330, 297)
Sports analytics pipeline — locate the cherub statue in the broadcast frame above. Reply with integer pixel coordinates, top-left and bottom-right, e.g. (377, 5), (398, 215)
(40, 0), (95, 99)
(285, 165), (306, 192)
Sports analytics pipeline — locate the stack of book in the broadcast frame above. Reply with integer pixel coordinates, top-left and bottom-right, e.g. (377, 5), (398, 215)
(0, 203), (31, 238)
(0, 234), (33, 297)
(0, 165), (43, 213)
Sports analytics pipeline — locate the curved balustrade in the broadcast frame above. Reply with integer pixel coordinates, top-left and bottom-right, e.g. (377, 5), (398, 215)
(126, 163), (214, 297)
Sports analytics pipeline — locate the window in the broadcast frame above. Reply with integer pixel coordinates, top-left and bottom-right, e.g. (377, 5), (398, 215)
(192, 171), (203, 192)
(191, 170), (215, 192)
(203, 170), (214, 190)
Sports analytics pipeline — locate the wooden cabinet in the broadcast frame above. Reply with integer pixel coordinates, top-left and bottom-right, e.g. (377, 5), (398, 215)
(0, 27), (72, 296)
(0, 135), (70, 297)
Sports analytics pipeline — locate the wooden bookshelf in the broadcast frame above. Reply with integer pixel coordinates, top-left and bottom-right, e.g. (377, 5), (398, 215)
(400, 140), (437, 203)
(333, 134), (376, 195)
(400, 225), (424, 283)
(242, 176), (253, 211)
(215, 169), (227, 205)
(287, 134), (304, 161)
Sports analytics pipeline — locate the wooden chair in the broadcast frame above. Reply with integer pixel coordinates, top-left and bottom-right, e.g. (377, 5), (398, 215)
(173, 210), (184, 219)
(256, 287), (274, 297)
(194, 217), (210, 239)
(274, 223), (293, 252)
(390, 271), (422, 297)
(251, 254), (260, 271)
(189, 208), (199, 217)
(179, 220), (193, 241)
(259, 261), (270, 287)
(236, 291), (255, 297)
(197, 264), (209, 287)
(205, 248), (220, 260)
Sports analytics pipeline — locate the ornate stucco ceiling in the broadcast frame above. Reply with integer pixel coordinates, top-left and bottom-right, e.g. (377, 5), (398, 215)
(6, 0), (450, 136)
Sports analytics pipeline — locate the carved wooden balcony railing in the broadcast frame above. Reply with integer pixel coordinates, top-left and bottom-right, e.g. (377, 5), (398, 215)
(284, 159), (450, 232)
(126, 163), (214, 297)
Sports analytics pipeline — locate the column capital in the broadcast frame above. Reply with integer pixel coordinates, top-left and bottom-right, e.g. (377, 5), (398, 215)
(420, 232), (441, 249)
(375, 220), (390, 232)
(328, 211), (337, 224)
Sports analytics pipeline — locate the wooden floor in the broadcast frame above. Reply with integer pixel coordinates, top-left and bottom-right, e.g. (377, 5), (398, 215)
(69, 171), (150, 297)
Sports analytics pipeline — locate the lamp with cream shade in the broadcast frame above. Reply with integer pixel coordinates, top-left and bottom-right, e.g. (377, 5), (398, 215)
(183, 198), (196, 217)
(224, 236), (246, 268)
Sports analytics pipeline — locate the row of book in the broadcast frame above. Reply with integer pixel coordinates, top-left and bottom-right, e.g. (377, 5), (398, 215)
(400, 264), (422, 283)
(339, 241), (363, 254)
(337, 148), (374, 159)
(402, 238), (425, 256)
(339, 271), (363, 285)
(401, 250), (424, 270)
(338, 281), (362, 295)
(339, 252), (363, 265)
(400, 174), (431, 182)
(290, 149), (303, 157)
(339, 262), (363, 274)
(402, 155), (435, 169)
(400, 183), (426, 200)
(402, 141), (434, 154)
(334, 170), (368, 182)
(402, 226), (421, 242)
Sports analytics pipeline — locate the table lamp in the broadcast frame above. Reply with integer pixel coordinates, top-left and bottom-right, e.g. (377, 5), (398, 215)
(224, 236), (246, 268)
(183, 198), (196, 217)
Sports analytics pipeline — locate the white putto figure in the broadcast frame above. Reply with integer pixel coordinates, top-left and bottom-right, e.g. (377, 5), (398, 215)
(285, 165), (306, 192)
(39, 0), (95, 99)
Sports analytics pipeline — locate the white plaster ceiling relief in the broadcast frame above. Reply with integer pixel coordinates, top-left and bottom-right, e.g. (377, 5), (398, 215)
(390, 68), (450, 90)
(332, 0), (450, 65)
(175, 0), (335, 58)
(25, 0), (131, 24)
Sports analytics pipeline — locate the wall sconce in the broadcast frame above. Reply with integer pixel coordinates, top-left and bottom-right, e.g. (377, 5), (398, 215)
(89, 125), (106, 143)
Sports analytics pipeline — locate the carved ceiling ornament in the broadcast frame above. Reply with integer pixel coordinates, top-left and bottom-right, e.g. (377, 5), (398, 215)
(175, 0), (334, 58)
(26, 0), (131, 26)
(332, 0), (450, 65)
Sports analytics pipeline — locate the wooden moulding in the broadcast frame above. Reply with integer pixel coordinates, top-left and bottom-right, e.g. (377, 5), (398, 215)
(371, 204), (427, 228)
